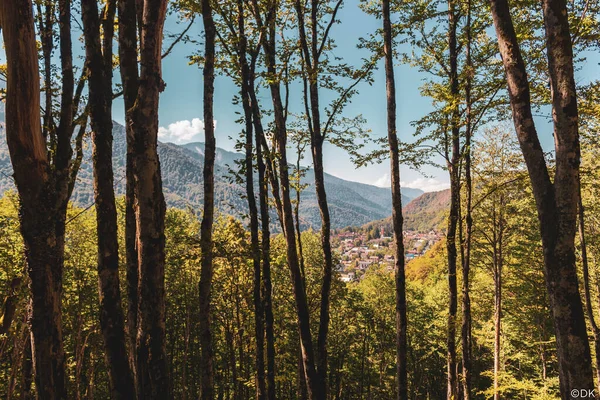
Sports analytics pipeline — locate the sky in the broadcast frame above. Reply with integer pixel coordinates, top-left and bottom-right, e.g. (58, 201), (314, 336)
(114, 5), (455, 192)
(1, 3), (598, 193)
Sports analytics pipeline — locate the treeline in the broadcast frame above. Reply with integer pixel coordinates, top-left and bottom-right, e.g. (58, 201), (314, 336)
(0, 0), (599, 398)
(1, 127), (598, 399)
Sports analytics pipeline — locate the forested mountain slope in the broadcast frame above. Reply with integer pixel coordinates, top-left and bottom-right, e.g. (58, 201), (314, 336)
(0, 121), (423, 229)
(360, 189), (451, 233)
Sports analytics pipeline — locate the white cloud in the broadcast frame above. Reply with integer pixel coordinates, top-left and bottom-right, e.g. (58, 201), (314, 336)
(401, 178), (450, 192)
(374, 175), (449, 192)
(158, 118), (216, 144)
(374, 173), (391, 188)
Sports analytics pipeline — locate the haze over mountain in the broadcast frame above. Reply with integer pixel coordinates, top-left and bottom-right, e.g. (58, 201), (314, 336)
(0, 121), (425, 229)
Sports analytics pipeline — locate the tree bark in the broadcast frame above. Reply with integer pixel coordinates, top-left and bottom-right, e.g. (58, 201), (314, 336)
(294, 1), (336, 394)
(492, 197), (505, 400)
(489, 0), (594, 395)
(237, 1), (266, 396)
(382, 1), (408, 398)
(199, 0), (217, 397)
(121, 0), (170, 396)
(446, 1), (460, 397)
(461, 1), (473, 397)
(0, 1), (71, 397)
(250, 1), (321, 396)
(82, 0), (135, 398)
(116, 0), (141, 379)
(248, 68), (277, 400)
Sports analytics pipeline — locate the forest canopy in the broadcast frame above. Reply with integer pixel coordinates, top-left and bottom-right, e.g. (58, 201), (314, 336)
(0, 0), (599, 398)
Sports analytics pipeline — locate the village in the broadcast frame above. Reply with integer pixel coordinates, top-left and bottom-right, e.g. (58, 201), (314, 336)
(334, 227), (444, 282)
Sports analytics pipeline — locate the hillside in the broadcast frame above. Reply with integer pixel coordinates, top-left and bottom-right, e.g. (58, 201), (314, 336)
(359, 189), (451, 234)
(0, 121), (423, 229)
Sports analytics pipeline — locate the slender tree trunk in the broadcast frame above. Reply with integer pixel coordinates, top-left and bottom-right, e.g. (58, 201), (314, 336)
(121, 0), (170, 397)
(489, 0), (594, 394)
(251, 2), (321, 397)
(82, 0), (135, 398)
(294, 148), (306, 279)
(578, 189), (600, 390)
(294, 0), (335, 394)
(237, 2), (266, 396)
(21, 333), (33, 400)
(251, 71), (277, 400)
(199, 0), (217, 397)
(493, 260), (502, 400)
(446, 1), (460, 397)
(492, 200), (504, 400)
(382, 1), (408, 398)
(117, 0), (140, 380)
(461, 1), (473, 397)
(298, 345), (309, 400)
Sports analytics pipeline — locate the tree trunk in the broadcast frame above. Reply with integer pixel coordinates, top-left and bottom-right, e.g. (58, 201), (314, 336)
(82, 0), (135, 397)
(0, 2), (68, 398)
(118, 0), (139, 381)
(251, 2), (322, 398)
(294, 0), (335, 394)
(250, 71), (277, 400)
(237, 2), (266, 396)
(117, 0), (141, 380)
(577, 189), (600, 390)
(446, 1), (460, 397)
(492, 198), (505, 400)
(199, 0), (217, 397)
(489, 0), (594, 394)
(122, 0), (170, 397)
(493, 261), (501, 400)
(461, 1), (473, 397)
(382, 1), (408, 398)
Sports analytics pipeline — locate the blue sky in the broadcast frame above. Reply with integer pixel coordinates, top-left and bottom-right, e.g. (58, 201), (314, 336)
(2, 3), (598, 192)
(144, 4), (597, 192)
(115, 4), (453, 192)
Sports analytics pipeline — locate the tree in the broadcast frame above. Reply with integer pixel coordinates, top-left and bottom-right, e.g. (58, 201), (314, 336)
(488, 0), (595, 394)
(250, 0), (322, 397)
(381, 0), (408, 398)
(117, 0), (141, 376)
(117, 0), (170, 396)
(471, 127), (522, 399)
(81, 0), (135, 397)
(0, 0), (87, 397)
(198, 0), (217, 396)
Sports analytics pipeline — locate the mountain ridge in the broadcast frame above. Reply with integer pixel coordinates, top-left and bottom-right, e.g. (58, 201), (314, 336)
(360, 189), (451, 233)
(0, 120), (425, 229)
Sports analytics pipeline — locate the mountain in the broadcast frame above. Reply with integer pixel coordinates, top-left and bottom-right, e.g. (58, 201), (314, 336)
(360, 189), (451, 233)
(0, 121), (424, 229)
